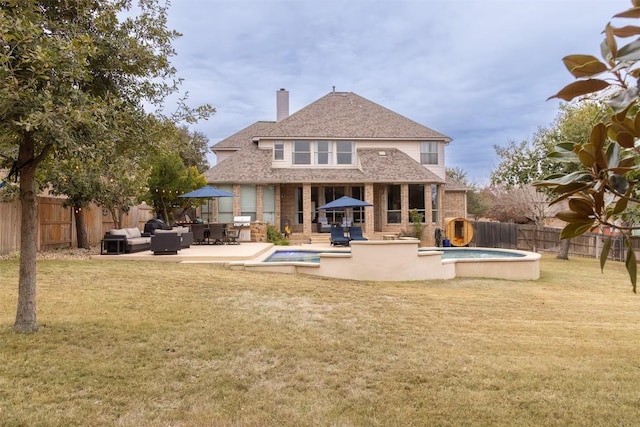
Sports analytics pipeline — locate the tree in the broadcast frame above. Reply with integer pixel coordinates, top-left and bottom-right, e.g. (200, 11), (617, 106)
(146, 152), (206, 222)
(170, 126), (210, 173)
(491, 102), (607, 258)
(0, 0), (206, 332)
(536, 0), (640, 291)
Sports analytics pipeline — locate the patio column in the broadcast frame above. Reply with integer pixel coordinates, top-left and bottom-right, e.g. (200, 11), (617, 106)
(302, 183), (312, 235)
(401, 184), (409, 230)
(364, 183), (374, 234)
(255, 185), (263, 222)
(233, 184), (241, 217)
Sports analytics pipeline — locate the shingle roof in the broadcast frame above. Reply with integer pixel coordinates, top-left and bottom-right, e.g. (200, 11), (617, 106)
(444, 176), (471, 192)
(260, 91), (451, 140)
(213, 121), (275, 150)
(204, 146), (445, 184)
(206, 91), (452, 185)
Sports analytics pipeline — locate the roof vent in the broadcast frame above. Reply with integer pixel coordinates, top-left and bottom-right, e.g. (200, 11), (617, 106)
(378, 151), (387, 156)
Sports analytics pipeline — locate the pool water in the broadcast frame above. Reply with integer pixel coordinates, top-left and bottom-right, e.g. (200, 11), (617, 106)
(264, 250), (345, 263)
(431, 248), (526, 259)
(264, 248), (525, 263)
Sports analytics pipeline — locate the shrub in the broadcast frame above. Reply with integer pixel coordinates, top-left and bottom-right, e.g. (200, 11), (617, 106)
(266, 223), (290, 246)
(410, 209), (424, 239)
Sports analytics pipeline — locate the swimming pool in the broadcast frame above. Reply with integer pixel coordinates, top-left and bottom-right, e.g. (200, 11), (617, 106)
(264, 248), (525, 263)
(264, 250), (346, 263)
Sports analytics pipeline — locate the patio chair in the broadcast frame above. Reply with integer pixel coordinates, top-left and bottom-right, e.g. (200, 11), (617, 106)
(208, 223), (226, 245)
(348, 226), (368, 241)
(224, 227), (240, 245)
(191, 223), (206, 245)
(330, 224), (350, 246)
(316, 215), (331, 233)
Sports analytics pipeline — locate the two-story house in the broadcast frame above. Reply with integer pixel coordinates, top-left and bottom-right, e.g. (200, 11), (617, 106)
(203, 89), (468, 244)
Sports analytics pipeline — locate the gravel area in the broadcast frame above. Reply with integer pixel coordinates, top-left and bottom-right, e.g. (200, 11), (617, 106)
(0, 246), (101, 261)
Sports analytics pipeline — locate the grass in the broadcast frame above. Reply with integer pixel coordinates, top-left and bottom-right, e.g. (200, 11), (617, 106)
(0, 255), (639, 426)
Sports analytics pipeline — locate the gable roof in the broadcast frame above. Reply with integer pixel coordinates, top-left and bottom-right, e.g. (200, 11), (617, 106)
(213, 121), (275, 151)
(260, 91), (451, 140)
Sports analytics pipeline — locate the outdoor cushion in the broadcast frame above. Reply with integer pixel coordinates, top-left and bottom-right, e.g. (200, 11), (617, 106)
(173, 226), (190, 235)
(110, 229), (128, 236)
(125, 227), (141, 238)
(154, 229), (175, 234)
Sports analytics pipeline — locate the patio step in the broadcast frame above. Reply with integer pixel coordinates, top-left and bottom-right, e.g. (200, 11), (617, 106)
(308, 233), (331, 244)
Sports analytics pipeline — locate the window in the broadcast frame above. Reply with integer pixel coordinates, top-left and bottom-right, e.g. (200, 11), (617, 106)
(323, 186), (345, 224)
(431, 184), (439, 223)
(240, 185), (256, 221)
(262, 185), (276, 225)
(217, 185), (234, 224)
(295, 187), (304, 224)
(336, 141), (354, 165)
(351, 187), (365, 224)
(408, 184), (425, 223)
(293, 141), (311, 164)
(316, 140), (332, 165)
(274, 141), (284, 160)
(420, 142), (438, 165)
(387, 185), (401, 224)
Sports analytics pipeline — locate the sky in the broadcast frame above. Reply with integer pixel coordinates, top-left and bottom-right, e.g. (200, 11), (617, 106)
(163, 0), (631, 184)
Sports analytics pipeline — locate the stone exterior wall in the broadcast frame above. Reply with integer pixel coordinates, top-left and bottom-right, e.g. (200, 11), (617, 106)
(250, 222), (267, 242)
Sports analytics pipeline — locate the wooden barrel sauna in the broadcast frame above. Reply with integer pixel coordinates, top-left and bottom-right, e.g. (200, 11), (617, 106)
(443, 217), (474, 247)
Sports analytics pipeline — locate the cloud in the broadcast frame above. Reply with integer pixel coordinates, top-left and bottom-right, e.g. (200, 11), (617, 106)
(165, 0), (630, 183)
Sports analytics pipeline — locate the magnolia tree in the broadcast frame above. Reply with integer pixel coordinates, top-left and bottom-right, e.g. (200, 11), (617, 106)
(536, 0), (640, 291)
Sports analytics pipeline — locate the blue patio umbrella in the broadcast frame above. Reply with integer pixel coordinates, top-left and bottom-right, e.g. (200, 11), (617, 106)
(317, 196), (373, 227)
(317, 196), (372, 210)
(179, 186), (235, 222)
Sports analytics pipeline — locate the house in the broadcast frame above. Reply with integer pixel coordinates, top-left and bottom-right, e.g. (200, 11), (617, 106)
(203, 89), (468, 244)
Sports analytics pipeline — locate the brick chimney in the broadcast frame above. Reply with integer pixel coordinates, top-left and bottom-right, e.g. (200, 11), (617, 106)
(276, 88), (289, 122)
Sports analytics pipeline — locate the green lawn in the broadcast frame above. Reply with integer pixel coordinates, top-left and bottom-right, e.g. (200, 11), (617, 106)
(1, 255), (639, 426)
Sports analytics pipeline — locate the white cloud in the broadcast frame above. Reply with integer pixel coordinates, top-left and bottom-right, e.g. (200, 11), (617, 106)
(165, 0), (630, 182)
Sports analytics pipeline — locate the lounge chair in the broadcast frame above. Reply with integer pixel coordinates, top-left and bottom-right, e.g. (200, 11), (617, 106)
(330, 224), (350, 246)
(348, 226), (368, 241)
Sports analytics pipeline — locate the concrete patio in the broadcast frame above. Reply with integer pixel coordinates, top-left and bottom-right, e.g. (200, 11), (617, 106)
(91, 242), (329, 264)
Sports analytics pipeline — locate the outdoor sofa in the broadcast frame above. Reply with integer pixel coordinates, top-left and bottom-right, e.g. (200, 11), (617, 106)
(101, 227), (151, 254)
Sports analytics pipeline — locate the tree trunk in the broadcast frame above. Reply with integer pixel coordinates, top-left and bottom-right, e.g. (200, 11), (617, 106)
(14, 137), (39, 333)
(74, 205), (90, 249)
(557, 238), (570, 260)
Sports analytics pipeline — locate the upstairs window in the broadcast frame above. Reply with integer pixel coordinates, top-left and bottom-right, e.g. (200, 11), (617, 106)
(420, 141), (438, 165)
(293, 141), (311, 164)
(274, 141), (284, 160)
(336, 141), (354, 165)
(316, 140), (332, 165)
(291, 140), (354, 165)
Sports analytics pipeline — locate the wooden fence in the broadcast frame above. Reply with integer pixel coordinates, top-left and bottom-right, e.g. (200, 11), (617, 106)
(0, 197), (154, 255)
(472, 221), (639, 261)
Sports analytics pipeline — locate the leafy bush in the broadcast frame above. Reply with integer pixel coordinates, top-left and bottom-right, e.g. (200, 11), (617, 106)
(266, 223), (290, 246)
(410, 209), (424, 239)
